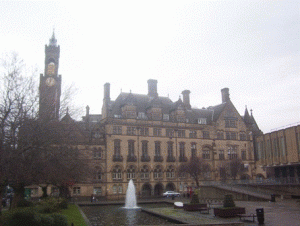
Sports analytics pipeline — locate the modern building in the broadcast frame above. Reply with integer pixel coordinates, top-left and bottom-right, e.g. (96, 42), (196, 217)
(36, 33), (263, 200)
(256, 124), (300, 183)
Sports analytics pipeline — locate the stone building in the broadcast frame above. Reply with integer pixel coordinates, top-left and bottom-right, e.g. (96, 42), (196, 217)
(256, 124), (300, 182)
(35, 34), (262, 200)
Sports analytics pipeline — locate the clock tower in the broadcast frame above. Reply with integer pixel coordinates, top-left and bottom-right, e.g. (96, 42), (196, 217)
(39, 32), (62, 121)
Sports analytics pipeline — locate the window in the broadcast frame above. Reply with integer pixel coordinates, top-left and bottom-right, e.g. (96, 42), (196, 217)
(127, 165), (136, 179)
(179, 142), (185, 157)
(112, 166), (122, 179)
(228, 146), (238, 159)
(142, 141), (148, 156)
(198, 118), (207, 125)
(140, 165), (150, 179)
(154, 165), (163, 179)
(127, 127), (136, 135)
(225, 119), (237, 128)
(191, 143), (197, 157)
(31, 188), (38, 196)
(114, 114), (122, 118)
(166, 166), (175, 178)
(155, 142), (161, 156)
(166, 129), (174, 137)
(167, 142), (173, 157)
(203, 131), (210, 139)
(178, 130), (185, 138)
(113, 126), (122, 134)
(138, 112), (147, 119)
(118, 185), (123, 194)
(113, 185), (117, 194)
(139, 127), (149, 136)
(202, 149), (210, 159)
(217, 131), (224, 140)
(241, 150), (247, 160)
(163, 114), (169, 121)
(93, 187), (102, 195)
(226, 132), (237, 140)
(114, 140), (121, 156)
(189, 130), (197, 138)
(219, 150), (225, 160)
(73, 187), (81, 195)
(128, 140), (135, 157)
(93, 148), (102, 159)
(153, 128), (162, 136)
(94, 168), (102, 181)
(240, 132), (247, 141)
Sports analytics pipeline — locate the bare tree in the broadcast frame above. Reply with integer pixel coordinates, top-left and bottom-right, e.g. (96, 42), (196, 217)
(0, 52), (88, 209)
(0, 52), (38, 211)
(218, 158), (246, 181)
(178, 157), (209, 188)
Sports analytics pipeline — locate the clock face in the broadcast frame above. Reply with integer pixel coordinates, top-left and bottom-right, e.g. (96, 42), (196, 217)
(46, 77), (56, 87)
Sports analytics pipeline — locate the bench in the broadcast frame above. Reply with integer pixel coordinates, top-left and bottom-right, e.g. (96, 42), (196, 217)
(199, 207), (210, 214)
(237, 213), (256, 222)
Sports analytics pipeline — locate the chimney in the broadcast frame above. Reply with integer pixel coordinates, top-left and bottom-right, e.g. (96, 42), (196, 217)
(147, 79), (158, 97)
(182, 90), (191, 109)
(104, 83), (110, 101)
(221, 88), (230, 103)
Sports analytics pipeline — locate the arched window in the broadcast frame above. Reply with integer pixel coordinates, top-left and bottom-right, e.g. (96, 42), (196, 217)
(112, 165), (122, 180)
(191, 143), (197, 157)
(140, 165), (150, 179)
(94, 167), (102, 181)
(154, 165), (163, 179)
(202, 146), (210, 159)
(166, 165), (175, 179)
(127, 165), (136, 179)
(93, 147), (102, 159)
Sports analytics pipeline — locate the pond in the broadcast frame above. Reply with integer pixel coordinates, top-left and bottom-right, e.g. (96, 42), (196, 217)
(81, 203), (177, 226)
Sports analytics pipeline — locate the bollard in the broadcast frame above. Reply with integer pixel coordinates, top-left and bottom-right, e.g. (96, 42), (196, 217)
(256, 208), (264, 225)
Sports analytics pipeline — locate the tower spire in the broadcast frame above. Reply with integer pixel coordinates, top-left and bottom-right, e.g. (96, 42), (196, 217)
(49, 29), (57, 46)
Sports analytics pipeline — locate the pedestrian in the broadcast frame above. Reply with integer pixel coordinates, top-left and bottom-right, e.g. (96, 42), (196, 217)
(91, 194), (94, 202)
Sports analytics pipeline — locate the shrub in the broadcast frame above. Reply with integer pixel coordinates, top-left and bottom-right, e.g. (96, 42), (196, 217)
(8, 209), (41, 226)
(51, 213), (68, 226)
(58, 199), (68, 209)
(40, 215), (54, 226)
(190, 193), (200, 204)
(37, 197), (68, 213)
(17, 199), (34, 208)
(223, 194), (235, 208)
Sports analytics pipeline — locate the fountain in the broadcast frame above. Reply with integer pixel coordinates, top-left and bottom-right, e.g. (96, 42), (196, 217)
(124, 179), (139, 209)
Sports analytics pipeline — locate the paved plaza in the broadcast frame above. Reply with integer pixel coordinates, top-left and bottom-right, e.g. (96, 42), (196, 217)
(78, 197), (300, 226)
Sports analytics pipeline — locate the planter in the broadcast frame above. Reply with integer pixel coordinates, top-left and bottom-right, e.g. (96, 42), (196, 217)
(183, 203), (207, 211)
(213, 207), (245, 218)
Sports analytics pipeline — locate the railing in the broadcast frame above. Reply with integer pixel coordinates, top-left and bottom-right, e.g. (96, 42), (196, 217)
(141, 155), (151, 162)
(179, 156), (188, 162)
(127, 155), (137, 162)
(154, 156), (163, 162)
(167, 155), (176, 162)
(201, 177), (300, 186)
(113, 155), (123, 162)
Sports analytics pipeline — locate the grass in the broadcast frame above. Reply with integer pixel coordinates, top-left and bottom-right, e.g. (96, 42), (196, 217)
(61, 204), (87, 226)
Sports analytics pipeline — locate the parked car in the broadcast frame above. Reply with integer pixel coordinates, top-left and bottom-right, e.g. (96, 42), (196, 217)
(163, 191), (180, 197)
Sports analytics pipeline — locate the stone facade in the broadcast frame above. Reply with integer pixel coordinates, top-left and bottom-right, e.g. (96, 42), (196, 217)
(35, 34), (262, 200)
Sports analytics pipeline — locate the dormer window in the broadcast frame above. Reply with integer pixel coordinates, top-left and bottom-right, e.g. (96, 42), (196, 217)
(198, 118), (207, 125)
(163, 114), (169, 121)
(138, 112), (147, 119)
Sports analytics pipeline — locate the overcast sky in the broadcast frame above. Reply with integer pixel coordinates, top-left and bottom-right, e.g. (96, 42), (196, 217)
(0, 1), (299, 133)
